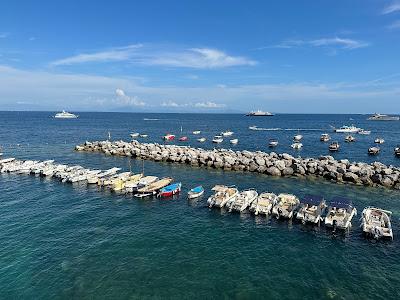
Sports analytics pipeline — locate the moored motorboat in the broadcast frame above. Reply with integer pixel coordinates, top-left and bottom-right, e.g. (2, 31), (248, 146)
(54, 110), (78, 119)
(163, 134), (175, 141)
(246, 110), (274, 116)
(395, 146), (400, 157)
(296, 195), (326, 225)
(374, 137), (384, 144)
(188, 186), (205, 199)
(320, 133), (330, 142)
(334, 125), (361, 133)
(135, 177), (173, 196)
(324, 197), (357, 230)
(272, 193), (300, 219)
(192, 130), (201, 135)
(367, 113), (400, 121)
(329, 141), (340, 152)
(221, 131), (234, 137)
(291, 142), (303, 150)
(130, 133), (140, 138)
(345, 135), (355, 142)
(226, 189), (258, 213)
(212, 135), (224, 143)
(249, 192), (277, 216)
(179, 136), (188, 142)
(293, 134), (303, 141)
(358, 129), (371, 135)
(230, 138), (238, 145)
(368, 146), (380, 155)
(207, 185), (238, 208)
(360, 207), (393, 240)
(268, 139), (278, 147)
(158, 182), (182, 197)
(126, 175), (158, 193)
(139, 134), (148, 138)
(197, 137), (206, 143)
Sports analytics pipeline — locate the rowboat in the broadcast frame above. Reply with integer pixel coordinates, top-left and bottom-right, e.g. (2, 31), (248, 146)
(179, 136), (188, 141)
(188, 186), (204, 199)
(158, 182), (182, 197)
(163, 134), (175, 141)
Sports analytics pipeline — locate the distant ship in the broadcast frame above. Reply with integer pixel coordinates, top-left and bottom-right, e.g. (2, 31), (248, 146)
(246, 110), (274, 116)
(367, 113), (399, 121)
(54, 110), (78, 119)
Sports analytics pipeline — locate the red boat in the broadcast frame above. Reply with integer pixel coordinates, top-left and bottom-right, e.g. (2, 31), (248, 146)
(158, 182), (182, 197)
(163, 134), (175, 141)
(179, 136), (188, 141)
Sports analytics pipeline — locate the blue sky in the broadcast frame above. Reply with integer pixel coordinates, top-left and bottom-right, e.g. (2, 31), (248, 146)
(1, 0), (400, 113)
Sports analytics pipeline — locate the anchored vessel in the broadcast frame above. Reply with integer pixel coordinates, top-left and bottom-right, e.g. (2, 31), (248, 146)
(368, 146), (380, 155)
(249, 192), (278, 216)
(293, 134), (303, 142)
(324, 197), (357, 230)
(345, 135), (355, 142)
(246, 110), (274, 116)
(329, 141), (340, 152)
(268, 139), (278, 147)
(367, 113), (399, 121)
(230, 138), (239, 145)
(188, 186), (204, 199)
(226, 189), (258, 213)
(272, 193), (300, 219)
(207, 185), (239, 208)
(395, 146), (400, 157)
(291, 142), (303, 150)
(221, 131), (234, 137)
(374, 138), (385, 144)
(54, 110), (78, 119)
(334, 125), (361, 133)
(158, 182), (181, 197)
(358, 129), (371, 135)
(212, 135), (224, 143)
(320, 133), (330, 142)
(360, 207), (393, 240)
(296, 195), (326, 225)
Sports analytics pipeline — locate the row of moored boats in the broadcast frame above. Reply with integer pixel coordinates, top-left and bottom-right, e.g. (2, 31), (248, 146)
(206, 185), (393, 240)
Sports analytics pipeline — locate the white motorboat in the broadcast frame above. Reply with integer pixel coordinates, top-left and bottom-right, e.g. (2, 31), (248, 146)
(230, 139), (238, 145)
(345, 135), (355, 142)
(226, 189), (258, 213)
(139, 134), (148, 138)
(212, 135), (224, 143)
(293, 134), (303, 141)
(395, 146), (400, 157)
(268, 139), (278, 147)
(207, 185), (239, 208)
(329, 141), (340, 152)
(130, 133), (140, 138)
(358, 129), (371, 135)
(334, 125), (361, 133)
(197, 137), (206, 143)
(367, 113), (399, 121)
(368, 146), (380, 155)
(192, 130), (201, 135)
(324, 197), (357, 230)
(374, 138), (384, 144)
(320, 134), (330, 142)
(291, 142), (303, 150)
(221, 131), (234, 137)
(249, 192), (278, 216)
(296, 195), (326, 225)
(249, 125), (259, 130)
(272, 194), (300, 219)
(246, 110), (274, 116)
(360, 207), (393, 240)
(54, 110), (78, 119)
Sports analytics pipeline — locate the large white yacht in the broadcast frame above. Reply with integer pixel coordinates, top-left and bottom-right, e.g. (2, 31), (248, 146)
(54, 110), (78, 119)
(334, 125), (361, 133)
(246, 110), (274, 116)
(367, 113), (399, 121)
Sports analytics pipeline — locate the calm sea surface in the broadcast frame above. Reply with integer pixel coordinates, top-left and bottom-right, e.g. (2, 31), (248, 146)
(0, 111), (399, 299)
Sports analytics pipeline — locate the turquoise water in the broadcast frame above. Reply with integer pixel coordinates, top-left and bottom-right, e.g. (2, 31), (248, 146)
(1, 112), (399, 299)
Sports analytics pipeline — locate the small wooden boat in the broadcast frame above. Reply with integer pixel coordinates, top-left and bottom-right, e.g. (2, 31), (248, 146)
(360, 207), (393, 240)
(226, 189), (258, 213)
(207, 185), (238, 208)
(368, 146), (380, 155)
(126, 175), (158, 193)
(329, 141), (340, 151)
(296, 194), (326, 225)
(158, 182), (181, 197)
(192, 130), (201, 135)
(324, 197), (357, 230)
(230, 138), (238, 145)
(188, 186), (204, 199)
(212, 135), (223, 143)
(179, 136), (188, 141)
(268, 139), (278, 147)
(395, 146), (400, 157)
(345, 135), (355, 142)
(249, 192), (277, 216)
(293, 134), (303, 141)
(320, 133), (330, 142)
(163, 134), (175, 141)
(136, 177), (173, 195)
(197, 137), (206, 142)
(374, 138), (384, 144)
(291, 142), (303, 150)
(272, 193), (300, 219)
(221, 131), (234, 137)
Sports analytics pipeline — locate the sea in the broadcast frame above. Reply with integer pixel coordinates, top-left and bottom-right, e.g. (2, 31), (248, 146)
(0, 111), (399, 299)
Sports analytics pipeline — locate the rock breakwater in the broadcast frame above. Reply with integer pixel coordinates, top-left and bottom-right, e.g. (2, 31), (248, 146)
(76, 140), (400, 189)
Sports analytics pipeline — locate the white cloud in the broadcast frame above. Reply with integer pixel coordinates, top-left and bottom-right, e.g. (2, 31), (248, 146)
(161, 100), (182, 107)
(50, 45), (256, 69)
(382, 1), (400, 14)
(51, 44), (143, 66)
(387, 20), (400, 30)
(265, 37), (369, 51)
(194, 101), (226, 108)
(115, 88), (145, 107)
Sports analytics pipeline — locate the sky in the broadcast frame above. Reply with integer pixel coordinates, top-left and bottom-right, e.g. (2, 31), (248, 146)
(0, 0), (400, 113)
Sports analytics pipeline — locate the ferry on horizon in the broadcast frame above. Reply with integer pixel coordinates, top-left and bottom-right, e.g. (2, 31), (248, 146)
(367, 113), (399, 121)
(246, 110), (274, 117)
(54, 110), (78, 119)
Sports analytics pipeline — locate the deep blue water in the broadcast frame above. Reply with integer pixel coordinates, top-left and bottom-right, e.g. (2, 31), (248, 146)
(0, 112), (400, 299)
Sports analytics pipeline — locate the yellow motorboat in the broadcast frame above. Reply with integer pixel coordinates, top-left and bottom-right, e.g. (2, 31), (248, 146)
(113, 173), (143, 192)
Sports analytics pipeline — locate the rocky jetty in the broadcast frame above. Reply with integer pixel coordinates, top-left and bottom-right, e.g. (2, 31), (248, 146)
(76, 140), (400, 189)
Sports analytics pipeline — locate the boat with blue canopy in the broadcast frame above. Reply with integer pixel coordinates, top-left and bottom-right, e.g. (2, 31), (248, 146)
(296, 194), (326, 225)
(324, 197), (357, 230)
